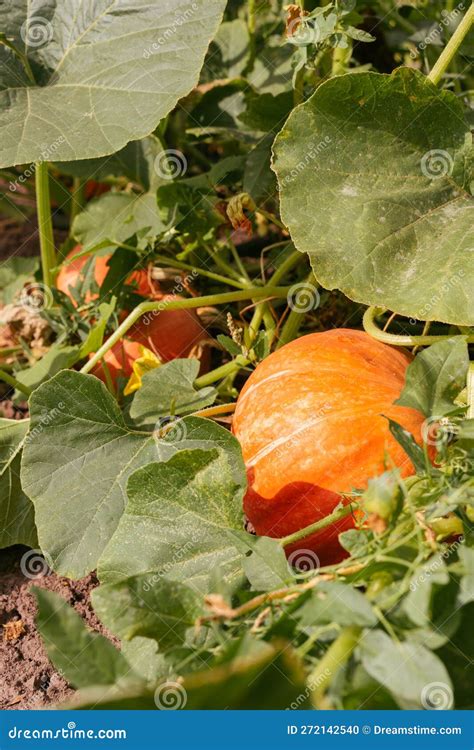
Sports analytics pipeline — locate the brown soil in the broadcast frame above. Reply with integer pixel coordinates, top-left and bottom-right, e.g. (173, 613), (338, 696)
(0, 546), (112, 711)
(0, 217), (68, 262)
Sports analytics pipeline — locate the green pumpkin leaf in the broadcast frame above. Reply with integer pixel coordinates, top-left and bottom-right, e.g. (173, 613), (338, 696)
(92, 576), (204, 649)
(129, 359), (217, 429)
(359, 628), (454, 709)
(0, 0), (226, 167)
(72, 192), (166, 252)
(273, 68), (474, 325)
(0, 418), (37, 549)
(57, 135), (166, 193)
(396, 337), (469, 417)
(297, 581), (377, 628)
(242, 536), (293, 591)
(0, 257), (38, 304)
(458, 547), (474, 606)
(98, 446), (248, 592)
(16, 343), (81, 393)
(35, 588), (137, 689)
(21, 370), (239, 578)
(387, 418), (427, 474)
(69, 638), (309, 710)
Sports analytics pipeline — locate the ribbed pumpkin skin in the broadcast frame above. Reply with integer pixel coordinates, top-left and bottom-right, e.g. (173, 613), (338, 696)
(233, 329), (426, 565)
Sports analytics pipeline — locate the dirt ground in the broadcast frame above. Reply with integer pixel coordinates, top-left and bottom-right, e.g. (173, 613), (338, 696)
(0, 546), (110, 710)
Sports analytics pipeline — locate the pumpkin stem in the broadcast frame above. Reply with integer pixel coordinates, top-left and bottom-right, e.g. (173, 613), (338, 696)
(279, 502), (354, 547)
(467, 363), (474, 420)
(310, 626), (362, 709)
(363, 307), (474, 347)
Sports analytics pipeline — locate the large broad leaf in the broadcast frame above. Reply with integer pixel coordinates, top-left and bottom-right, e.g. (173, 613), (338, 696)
(0, 0), (226, 167)
(68, 638), (309, 710)
(57, 135), (166, 192)
(0, 257), (38, 304)
(92, 576), (204, 649)
(98, 447), (248, 592)
(273, 67), (474, 325)
(359, 628), (453, 709)
(72, 192), (166, 251)
(128, 359), (217, 429)
(297, 581), (377, 629)
(20, 370), (242, 578)
(35, 588), (138, 689)
(396, 337), (469, 417)
(0, 418), (37, 549)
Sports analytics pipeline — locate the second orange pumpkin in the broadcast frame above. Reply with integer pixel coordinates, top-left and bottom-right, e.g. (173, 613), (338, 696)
(232, 329), (426, 565)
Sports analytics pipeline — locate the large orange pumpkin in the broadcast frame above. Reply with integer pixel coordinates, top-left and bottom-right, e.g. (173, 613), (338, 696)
(91, 300), (208, 384)
(232, 329), (426, 566)
(57, 246), (158, 302)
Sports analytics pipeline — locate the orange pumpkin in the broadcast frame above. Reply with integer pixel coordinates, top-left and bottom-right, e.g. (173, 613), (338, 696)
(91, 299), (208, 385)
(232, 329), (426, 566)
(57, 246), (158, 303)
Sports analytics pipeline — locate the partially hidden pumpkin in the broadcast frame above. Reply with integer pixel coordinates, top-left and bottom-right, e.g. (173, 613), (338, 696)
(232, 329), (426, 566)
(91, 301), (209, 385)
(56, 246), (158, 302)
(57, 246), (208, 387)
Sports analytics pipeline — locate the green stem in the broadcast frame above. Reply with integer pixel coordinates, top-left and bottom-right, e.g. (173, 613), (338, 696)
(247, 250), (303, 346)
(310, 626), (362, 709)
(0, 346), (22, 357)
(247, 0), (257, 74)
(331, 42), (352, 76)
(0, 369), (32, 397)
(192, 402), (236, 419)
(35, 162), (57, 289)
(70, 178), (87, 224)
(363, 307), (474, 346)
(0, 37), (35, 83)
(271, 249), (303, 284)
(277, 271), (317, 348)
(468, 363), (474, 420)
(202, 243), (244, 283)
(279, 503), (354, 548)
(258, 208), (288, 232)
(118, 244), (247, 290)
(81, 286), (292, 375)
(195, 356), (250, 388)
(427, 3), (474, 85)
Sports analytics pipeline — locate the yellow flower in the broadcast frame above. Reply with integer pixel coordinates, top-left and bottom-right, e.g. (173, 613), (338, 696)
(124, 345), (162, 396)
